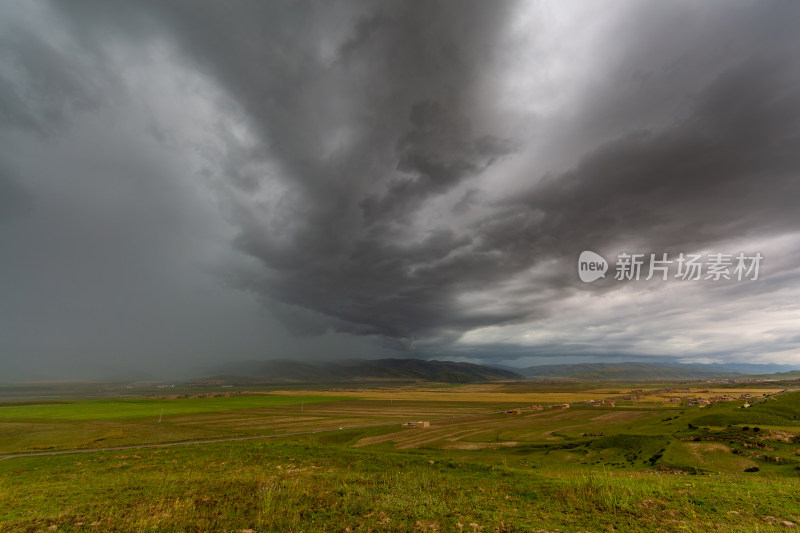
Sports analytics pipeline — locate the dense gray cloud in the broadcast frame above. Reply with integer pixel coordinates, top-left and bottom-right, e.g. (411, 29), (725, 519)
(1, 0), (800, 379)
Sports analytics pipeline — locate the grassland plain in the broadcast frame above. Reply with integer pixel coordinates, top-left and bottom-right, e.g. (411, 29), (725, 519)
(0, 395), (347, 420)
(0, 395), (359, 455)
(0, 383), (799, 531)
(1, 435), (799, 532)
(0, 395), (527, 455)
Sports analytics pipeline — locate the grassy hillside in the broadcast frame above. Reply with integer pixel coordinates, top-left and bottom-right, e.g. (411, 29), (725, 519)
(2, 436), (800, 532)
(691, 389), (800, 427)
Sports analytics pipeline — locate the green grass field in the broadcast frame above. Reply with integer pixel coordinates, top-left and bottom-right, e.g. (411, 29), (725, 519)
(1, 435), (799, 532)
(1, 382), (799, 531)
(0, 395), (344, 421)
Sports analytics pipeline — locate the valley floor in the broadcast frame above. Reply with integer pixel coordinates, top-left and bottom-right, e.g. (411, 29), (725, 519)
(1, 381), (799, 531)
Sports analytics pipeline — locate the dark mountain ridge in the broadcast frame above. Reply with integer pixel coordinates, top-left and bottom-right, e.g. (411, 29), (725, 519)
(201, 358), (522, 383)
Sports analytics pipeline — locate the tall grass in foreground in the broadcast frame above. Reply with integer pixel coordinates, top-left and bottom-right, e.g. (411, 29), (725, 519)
(1, 439), (798, 532)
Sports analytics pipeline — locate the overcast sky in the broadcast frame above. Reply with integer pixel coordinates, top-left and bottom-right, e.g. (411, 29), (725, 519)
(2, 1), (800, 380)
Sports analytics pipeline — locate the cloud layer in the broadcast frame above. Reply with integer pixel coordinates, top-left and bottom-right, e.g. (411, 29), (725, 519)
(2, 1), (800, 378)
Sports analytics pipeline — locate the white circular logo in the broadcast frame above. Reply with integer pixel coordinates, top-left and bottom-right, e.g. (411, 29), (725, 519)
(578, 251), (608, 282)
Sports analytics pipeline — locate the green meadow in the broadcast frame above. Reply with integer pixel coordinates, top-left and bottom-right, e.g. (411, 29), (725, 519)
(1, 383), (799, 531)
(0, 395), (345, 421)
(2, 436), (800, 532)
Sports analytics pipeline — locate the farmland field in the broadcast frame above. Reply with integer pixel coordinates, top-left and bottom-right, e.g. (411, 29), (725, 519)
(1, 381), (799, 531)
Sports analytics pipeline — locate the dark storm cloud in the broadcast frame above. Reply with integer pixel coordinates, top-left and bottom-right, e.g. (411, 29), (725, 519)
(0, 164), (33, 223)
(46, 0), (800, 346)
(492, 50), (800, 260)
(226, 1), (800, 345)
(361, 99), (512, 224)
(2, 0), (800, 378)
(61, 0), (523, 342)
(0, 25), (103, 135)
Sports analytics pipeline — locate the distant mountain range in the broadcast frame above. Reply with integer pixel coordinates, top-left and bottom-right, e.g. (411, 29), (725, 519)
(519, 362), (800, 380)
(200, 358), (522, 383)
(195, 359), (800, 385)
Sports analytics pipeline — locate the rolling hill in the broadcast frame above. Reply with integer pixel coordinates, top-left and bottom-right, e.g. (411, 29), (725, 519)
(199, 358), (522, 384)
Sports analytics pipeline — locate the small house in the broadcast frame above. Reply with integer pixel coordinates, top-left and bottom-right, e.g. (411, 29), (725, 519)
(402, 420), (430, 428)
